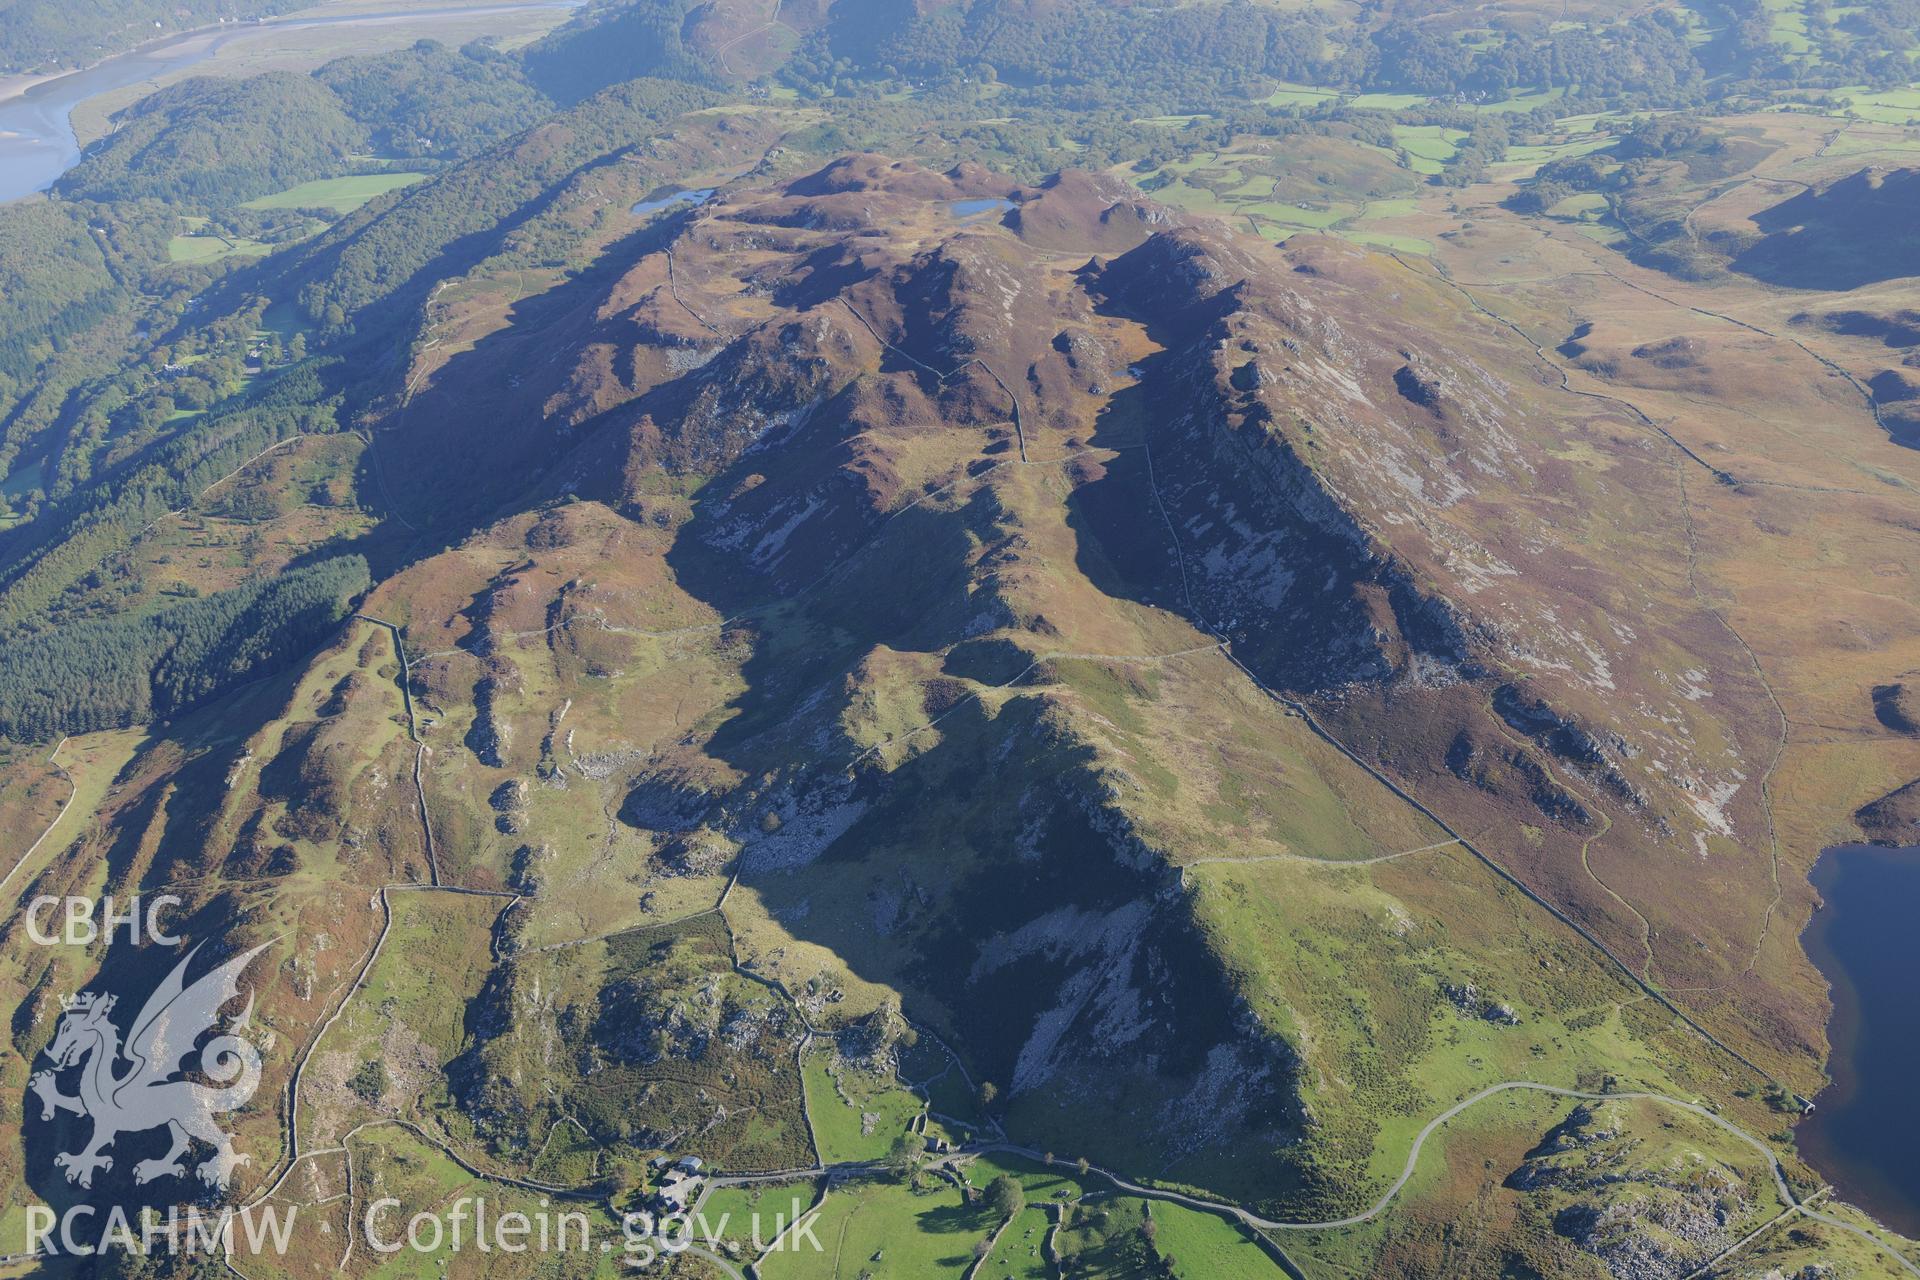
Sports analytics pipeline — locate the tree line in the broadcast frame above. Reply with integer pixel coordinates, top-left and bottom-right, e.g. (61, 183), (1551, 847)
(0, 553), (368, 741)
(57, 73), (367, 207)
(0, 362), (344, 633)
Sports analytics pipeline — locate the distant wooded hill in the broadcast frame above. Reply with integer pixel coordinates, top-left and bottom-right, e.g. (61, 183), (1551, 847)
(0, 0), (298, 75)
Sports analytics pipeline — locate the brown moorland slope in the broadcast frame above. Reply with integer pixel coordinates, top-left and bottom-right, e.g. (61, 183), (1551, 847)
(382, 154), (1860, 1073)
(8, 148), (1920, 1276)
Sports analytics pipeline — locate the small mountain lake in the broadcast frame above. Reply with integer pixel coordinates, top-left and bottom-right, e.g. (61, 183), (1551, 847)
(631, 187), (714, 217)
(1798, 842), (1920, 1235)
(949, 197), (1013, 219)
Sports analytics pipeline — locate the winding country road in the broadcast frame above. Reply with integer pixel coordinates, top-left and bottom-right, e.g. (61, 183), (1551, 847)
(979, 1084), (1918, 1277)
(979, 1084), (1793, 1232)
(678, 1075), (1920, 1278)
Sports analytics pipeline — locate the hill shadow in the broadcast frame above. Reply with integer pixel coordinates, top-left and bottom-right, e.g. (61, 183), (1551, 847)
(1732, 167), (1920, 290)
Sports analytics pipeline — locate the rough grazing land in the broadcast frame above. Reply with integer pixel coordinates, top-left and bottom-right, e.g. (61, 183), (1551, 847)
(7, 118), (1920, 1278)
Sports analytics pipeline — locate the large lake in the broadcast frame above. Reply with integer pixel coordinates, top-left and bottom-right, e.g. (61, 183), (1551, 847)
(0, 2), (579, 204)
(1798, 841), (1920, 1235)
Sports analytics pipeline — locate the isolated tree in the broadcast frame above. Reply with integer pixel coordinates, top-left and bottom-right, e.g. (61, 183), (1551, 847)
(987, 1174), (1024, 1218)
(600, 1166), (641, 1206)
(348, 1059), (386, 1103)
(889, 1131), (927, 1172)
(978, 1080), (999, 1112)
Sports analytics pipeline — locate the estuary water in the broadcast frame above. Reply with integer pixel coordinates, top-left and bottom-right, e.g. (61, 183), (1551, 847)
(0, 2), (580, 204)
(1798, 841), (1920, 1235)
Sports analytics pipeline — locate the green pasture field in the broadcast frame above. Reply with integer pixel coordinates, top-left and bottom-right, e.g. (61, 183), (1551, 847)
(168, 233), (275, 262)
(1838, 86), (1920, 125)
(758, 1177), (999, 1279)
(802, 1047), (926, 1163)
(241, 171), (430, 214)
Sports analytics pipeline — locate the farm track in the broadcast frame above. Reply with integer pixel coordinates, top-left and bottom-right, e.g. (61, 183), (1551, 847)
(0, 737), (74, 900)
(1478, 693), (1657, 977)
(710, 0), (793, 77)
(53, 431), (315, 605)
(1135, 363), (1810, 1106)
(1389, 250), (1801, 995)
(1181, 836), (1462, 873)
(1238, 648), (1808, 1102)
(353, 614), (438, 885)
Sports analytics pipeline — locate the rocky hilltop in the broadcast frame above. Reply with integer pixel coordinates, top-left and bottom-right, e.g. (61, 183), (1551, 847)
(322, 157), (1814, 1202)
(8, 155), (1896, 1274)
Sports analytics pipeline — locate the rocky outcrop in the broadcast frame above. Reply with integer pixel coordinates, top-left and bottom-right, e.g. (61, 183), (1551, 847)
(1509, 1102), (1757, 1280)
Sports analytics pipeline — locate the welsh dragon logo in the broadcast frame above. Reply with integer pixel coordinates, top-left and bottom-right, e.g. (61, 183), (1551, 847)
(29, 941), (270, 1192)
